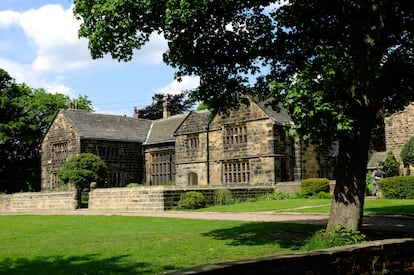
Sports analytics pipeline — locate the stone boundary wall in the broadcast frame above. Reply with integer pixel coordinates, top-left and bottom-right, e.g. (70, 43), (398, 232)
(89, 186), (276, 211)
(0, 191), (77, 211)
(275, 180), (336, 194)
(88, 187), (166, 211)
(170, 238), (414, 275)
(0, 181), (336, 212)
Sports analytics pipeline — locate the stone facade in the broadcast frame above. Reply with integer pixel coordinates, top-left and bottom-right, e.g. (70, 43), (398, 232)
(41, 110), (152, 190)
(41, 99), (337, 191)
(385, 102), (414, 174)
(174, 100), (335, 186)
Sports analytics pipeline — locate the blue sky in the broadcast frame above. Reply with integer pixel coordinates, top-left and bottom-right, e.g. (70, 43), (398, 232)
(0, 0), (199, 116)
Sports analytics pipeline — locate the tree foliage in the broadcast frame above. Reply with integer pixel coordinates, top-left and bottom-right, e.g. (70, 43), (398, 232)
(0, 68), (93, 193)
(400, 136), (414, 166)
(383, 151), (400, 177)
(58, 153), (107, 189)
(73, 0), (414, 230)
(137, 92), (194, 120)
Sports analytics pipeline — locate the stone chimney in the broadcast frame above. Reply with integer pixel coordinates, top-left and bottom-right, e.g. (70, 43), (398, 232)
(163, 99), (170, 119)
(133, 106), (139, 119)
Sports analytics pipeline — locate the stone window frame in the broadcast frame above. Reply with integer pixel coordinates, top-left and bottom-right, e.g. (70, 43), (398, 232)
(97, 145), (119, 158)
(186, 134), (200, 149)
(223, 161), (250, 184)
(52, 141), (69, 164)
(223, 124), (247, 149)
(151, 150), (176, 185)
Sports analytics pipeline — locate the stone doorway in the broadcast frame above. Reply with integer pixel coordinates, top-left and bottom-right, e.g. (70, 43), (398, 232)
(187, 172), (198, 186)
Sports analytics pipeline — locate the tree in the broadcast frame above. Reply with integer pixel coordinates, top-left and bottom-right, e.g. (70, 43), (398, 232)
(58, 153), (107, 207)
(137, 92), (194, 120)
(73, 0), (414, 231)
(400, 136), (414, 167)
(383, 151), (400, 177)
(0, 68), (93, 192)
(58, 153), (107, 189)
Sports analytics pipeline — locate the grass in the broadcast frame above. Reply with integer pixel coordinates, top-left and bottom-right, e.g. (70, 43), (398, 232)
(1, 198), (412, 274)
(0, 215), (321, 274)
(194, 198), (414, 216)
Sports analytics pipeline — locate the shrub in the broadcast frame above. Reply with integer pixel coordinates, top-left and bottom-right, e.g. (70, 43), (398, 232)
(378, 176), (414, 199)
(258, 192), (302, 200)
(58, 153), (107, 190)
(383, 151), (400, 177)
(177, 191), (206, 209)
(300, 178), (330, 198)
(126, 183), (141, 187)
(400, 136), (414, 166)
(303, 226), (366, 251)
(213, 189), (234, 205)
(314, 191), (332, 199)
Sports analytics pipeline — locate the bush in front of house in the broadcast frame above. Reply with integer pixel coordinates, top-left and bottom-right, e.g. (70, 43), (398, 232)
(383, 151), (400, 177)
(58, 153), (107, 190)
(213, 189), (234, 205)
(177, 191), (206, 209)
(258, 192), (303, 200)
(300, 178), (330, 198)
(378, 176), (414, 199)
(400, 136), (414, 166)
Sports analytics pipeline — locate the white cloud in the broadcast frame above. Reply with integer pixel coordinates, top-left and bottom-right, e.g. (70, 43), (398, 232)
(19, 4), (94, 72)
(0, 10), (20, 28)
(156, 75), (200, 95)
(0, 3), (169, 100)
(134, 33), (168, 65)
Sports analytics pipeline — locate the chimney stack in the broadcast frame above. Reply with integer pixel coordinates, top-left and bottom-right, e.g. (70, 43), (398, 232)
(133, 106), (139, 119)
(163, 99), (170, 119)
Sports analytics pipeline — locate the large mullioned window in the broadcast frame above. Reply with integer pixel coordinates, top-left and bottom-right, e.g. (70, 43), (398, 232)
(223, 161), (250, 184)
(223, 125), (247, 148)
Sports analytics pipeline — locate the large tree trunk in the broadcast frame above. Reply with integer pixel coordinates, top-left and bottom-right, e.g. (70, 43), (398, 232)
(327, 124), (372, 231)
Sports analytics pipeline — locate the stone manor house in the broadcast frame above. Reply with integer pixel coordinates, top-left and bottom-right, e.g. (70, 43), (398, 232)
(41, 97), (337, 190)
(41, 97), (414, 191)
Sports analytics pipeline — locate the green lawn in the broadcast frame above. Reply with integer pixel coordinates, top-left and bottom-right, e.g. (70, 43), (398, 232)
(196, 199), (414, 216)
(0, 198), (412, 274)
(0, 215), (321, 274)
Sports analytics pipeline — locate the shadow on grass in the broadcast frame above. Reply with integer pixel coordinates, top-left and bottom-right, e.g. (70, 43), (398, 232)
(364, 204), (414, 216)
(0, 254), (179, 275)
(203, 222), (323, 249)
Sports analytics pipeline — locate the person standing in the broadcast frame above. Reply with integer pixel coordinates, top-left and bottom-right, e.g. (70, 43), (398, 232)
(372, 167), (384, 196)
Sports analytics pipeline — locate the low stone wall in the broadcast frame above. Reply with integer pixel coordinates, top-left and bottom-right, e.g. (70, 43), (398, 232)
(170, 238), (414, 275)
(88, 186), (275, 211)
(88, 187), (166, 211)
(0, 191), (77, 211)
(162, 186), (275, 209)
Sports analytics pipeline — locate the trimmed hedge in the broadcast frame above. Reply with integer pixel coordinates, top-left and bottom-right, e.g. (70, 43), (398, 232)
(177, 191), (206, 209)
(213, 189), (234, 205)
(378, 176), (414, 199)
(300, 178), (330, 197)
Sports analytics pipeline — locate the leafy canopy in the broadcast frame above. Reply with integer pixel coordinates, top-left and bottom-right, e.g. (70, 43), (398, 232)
(400, 136), (414, 165)
(73, 0), (414, 230)
(58, 153), (107, 189)
(136, 92), (194, 120)
(0, 68), (93, 192)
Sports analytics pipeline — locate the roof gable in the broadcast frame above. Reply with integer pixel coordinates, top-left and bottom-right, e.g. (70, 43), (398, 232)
(62, 110), (152, 142)
(144, 113), (188, 145)
(174, 110), (211, 136)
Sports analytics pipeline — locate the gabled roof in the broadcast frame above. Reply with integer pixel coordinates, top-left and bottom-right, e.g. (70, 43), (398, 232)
(173, 109), (211, 136)
(255, 99), (292, 125)
(144, 113), (188, 145)
(62, 109), (152, 142)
